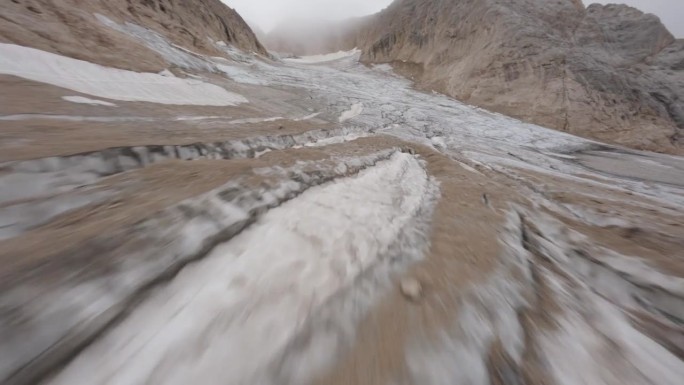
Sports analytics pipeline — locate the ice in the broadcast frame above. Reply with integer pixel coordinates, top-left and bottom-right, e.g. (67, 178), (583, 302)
(0, 43), (247, 106)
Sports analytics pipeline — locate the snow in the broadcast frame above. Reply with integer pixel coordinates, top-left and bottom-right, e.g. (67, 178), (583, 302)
(304, 132), (369, 147)
(47, 153), (434, 385)
(0, 43), (247, 106)
(285, 49), (361, 64)
(339, 103), (364, 122)
(295, 112), (321, 121)
(61, 96), (117, 107)
(228, 116), (283, 124)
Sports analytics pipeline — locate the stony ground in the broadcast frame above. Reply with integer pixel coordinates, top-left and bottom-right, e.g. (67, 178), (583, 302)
(0, 28), (683, 385)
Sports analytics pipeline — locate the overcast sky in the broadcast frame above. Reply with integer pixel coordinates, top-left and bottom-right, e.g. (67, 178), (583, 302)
(222, 0), (683, 37)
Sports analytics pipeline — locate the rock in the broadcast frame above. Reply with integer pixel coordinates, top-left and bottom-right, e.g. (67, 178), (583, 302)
(400, 277), (423, 301)
(0, 0), (267, 72)
(321, 0), (684, 154)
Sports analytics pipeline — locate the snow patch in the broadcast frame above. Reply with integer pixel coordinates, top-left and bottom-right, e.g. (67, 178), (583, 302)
(0, 43), (247, 106)
(305, 132), (370, 147)
(61, 96), (117, 107)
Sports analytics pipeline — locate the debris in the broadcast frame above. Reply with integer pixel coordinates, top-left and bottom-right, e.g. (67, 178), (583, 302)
(400, 277), (423, 302)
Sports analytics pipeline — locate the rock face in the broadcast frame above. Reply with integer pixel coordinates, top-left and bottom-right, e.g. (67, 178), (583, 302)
(333, 0), (684, 153)
(0, 0), (267, 72)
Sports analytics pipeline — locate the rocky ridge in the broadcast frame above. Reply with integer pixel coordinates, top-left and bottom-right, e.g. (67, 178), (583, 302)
(0, 0), (267, 72)
(320, 0), (684, 153)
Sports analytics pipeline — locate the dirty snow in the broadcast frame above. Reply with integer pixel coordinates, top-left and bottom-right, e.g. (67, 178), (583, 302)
(216, 64), (269, 85)
(339, 103), (364, 122)
(0, 43), (246, 106)
(228, 116), (283, 124)
(47, 153), (433, 385)
(295, 112), (321, 121)
(305, 132), (370, 147)
(61, 96), (117, 107)
(95, 13), (213, 71)
(285, 49), (361, 64)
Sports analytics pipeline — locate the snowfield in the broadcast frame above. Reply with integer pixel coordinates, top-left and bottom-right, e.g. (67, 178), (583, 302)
(0, 43), (247, 106)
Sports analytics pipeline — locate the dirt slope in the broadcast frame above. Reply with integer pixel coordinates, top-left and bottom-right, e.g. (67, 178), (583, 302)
(328, 0), (684, 153)
(0, 0), (267, 71)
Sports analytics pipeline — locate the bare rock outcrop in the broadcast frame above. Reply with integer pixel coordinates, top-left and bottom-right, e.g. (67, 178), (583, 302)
(0, 0), (267, 72)
(334, 0), (684, 153)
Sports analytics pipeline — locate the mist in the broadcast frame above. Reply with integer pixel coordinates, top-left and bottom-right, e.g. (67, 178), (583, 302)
(221, 0), (392, 33)
(223, 0), (683, 38)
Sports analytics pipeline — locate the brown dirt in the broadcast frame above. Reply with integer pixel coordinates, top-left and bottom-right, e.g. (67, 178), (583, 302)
(0, 138), (400, 277)
(0, 75), (331, 161)
(311, 145), (514, 384)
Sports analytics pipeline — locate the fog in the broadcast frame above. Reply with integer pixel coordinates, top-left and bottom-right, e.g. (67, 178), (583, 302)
(221, 0), (392, 32)
(223, 0), (682, 37)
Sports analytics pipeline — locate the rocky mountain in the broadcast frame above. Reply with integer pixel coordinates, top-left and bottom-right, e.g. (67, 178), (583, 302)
(328, 0), (684, 153)
(0, 0), (267, 72)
